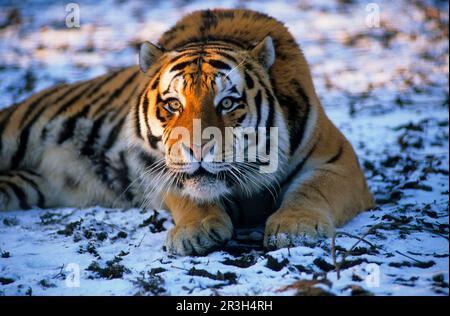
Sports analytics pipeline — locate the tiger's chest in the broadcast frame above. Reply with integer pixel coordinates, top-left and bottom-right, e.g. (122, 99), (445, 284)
(223, 187), (285, 227)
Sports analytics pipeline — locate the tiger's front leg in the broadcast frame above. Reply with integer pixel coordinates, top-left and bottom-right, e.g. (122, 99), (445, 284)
(263, 181), (336, 250)
(163, 193), (233, 256)
(264, 140), (374, 250)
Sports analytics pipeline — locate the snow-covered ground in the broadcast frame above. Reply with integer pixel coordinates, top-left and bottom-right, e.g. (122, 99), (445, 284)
(0, 0), (448, 296)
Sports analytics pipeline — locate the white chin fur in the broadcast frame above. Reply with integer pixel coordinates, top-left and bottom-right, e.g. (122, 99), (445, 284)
(181, 178), (230, 201)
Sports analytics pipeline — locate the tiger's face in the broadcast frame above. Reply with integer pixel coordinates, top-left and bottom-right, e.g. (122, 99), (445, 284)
(135, 37), (289, 201)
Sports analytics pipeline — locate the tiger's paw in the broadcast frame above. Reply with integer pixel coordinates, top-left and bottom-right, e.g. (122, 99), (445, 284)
(263, 209), (335, 250)
(164, 215), (233, 256)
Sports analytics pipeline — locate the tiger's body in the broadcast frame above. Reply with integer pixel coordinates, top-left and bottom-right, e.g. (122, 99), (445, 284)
(0, 9), (374, 255)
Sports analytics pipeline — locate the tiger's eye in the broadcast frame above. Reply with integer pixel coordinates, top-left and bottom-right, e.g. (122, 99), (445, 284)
(221, 98), (234, 109)
(165, 99), (182, 113)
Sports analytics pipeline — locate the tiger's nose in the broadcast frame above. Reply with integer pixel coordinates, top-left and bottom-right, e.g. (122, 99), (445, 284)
(181, 141), (217, 163)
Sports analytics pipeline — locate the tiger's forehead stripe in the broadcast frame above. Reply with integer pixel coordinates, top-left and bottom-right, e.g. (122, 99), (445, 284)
(156, 50), (245, 105)
(172, 39), (245, 51)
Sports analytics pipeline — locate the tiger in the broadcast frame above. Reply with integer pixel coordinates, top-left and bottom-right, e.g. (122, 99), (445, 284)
(0, 9), (374, 255)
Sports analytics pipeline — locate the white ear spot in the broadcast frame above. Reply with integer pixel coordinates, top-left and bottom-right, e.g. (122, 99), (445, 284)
(250, 36), (276, 70)
(139, 41), (164, 73)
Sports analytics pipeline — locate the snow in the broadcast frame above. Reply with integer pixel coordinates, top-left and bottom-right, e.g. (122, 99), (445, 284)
(0, 0), (448, 296)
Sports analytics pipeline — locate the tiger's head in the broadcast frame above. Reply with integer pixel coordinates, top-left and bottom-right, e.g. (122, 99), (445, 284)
(132, 37), (289, 202)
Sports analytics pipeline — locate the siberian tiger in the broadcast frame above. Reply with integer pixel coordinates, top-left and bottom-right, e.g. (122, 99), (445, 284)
(0, 9), (374, 255)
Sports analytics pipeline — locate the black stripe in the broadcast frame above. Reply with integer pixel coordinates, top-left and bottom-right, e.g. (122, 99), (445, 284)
(292, 101), (310, 155)
(56, 71), (122, 141)
(38, 84), (88, 142)
(16, 173), (45, 208)
(10, 127), (31, 169)
(19, 85), (67, 126)
(236, 113), (246, 124)
(0, 105), (15, 122)
(326, 145), (343, 164)
(264, 91), (276, 154)
(254, 90), (262, 127)
(280, 135), (320, 188)
(0, 106), (12, 124)
(177, 44), (236, 52)
(3, 85), (66, 157)
(57, 103), (92, 144)
(91, 70), (140, 117)
(207, 59), (231, 70)
(276, 92), (310, 156)
(57, 90), (107, 144)
(143, 94), (163, 150)
(149, 135), (161, 150)
(231, 104), (246, 111)
(108, 84), (140, 123)
(0, 106), (16, 155)
(170, 60), (193, 72)
(245, 62), (253, 72)
(155, 106), (166, 123)
(117, 151), (133, 201)
(227, 86), (239, 94)
(139, 151), (157, 167)
(172, 36), (247, 50)
(142, 93), (152, 137)
(266, 91), (276, 128)
(215, 51), (238, 63)
(160, 24), (185, 47)
(126, 83), (141, 102)
(12, 78), (112, 167)
(175, 40), (231, 50)
(48, 82), (93, 122)
(134, 91), (145, 139)
(80, 113), (108, 157)
(23, 169), (39, 177)
(271, 76), (312, 156)
(10, 102), (51, 169)
(167, 53), (193, 65)
(0, 187), (8, 200)
(150, 76), (160, 90)
(102, 117), (126, 152)
(258, 78), (276, 129)
(199, 10), (219, 33)
(244, 71), (254, 89)
(4, 181), (29, 209)
(292, 81), (311, 155)
(85, 70), (120, 99)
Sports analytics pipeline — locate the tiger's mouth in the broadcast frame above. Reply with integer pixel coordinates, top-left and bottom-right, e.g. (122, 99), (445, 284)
(182, 166), (216, 180)
(174, 166), (234, 200)
(176, 166), (236, 185)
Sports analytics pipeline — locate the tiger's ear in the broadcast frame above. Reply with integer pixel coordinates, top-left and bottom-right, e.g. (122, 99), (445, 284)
(139, 41), (164, 73)
(250, 36), (275, 70)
